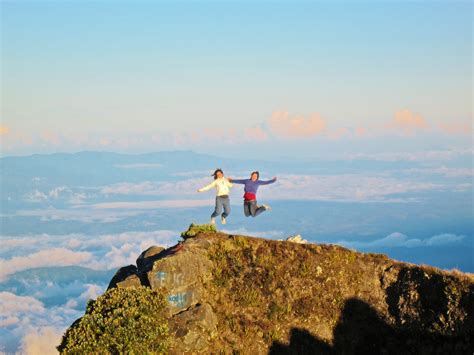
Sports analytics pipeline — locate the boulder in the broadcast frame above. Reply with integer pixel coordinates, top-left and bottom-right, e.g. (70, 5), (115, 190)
(116, 273), (142, 289)
(146, 244), (213, 315)
(107, 265), (139, 290)
(169, 302), (218, 353)
(286, 234), (308, 244)
(136, 245), (165, 272)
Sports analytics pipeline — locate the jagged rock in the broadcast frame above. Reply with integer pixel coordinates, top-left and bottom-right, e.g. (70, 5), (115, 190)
(169, 302), (218, 353)
(136, 245), (165, 272)
(116, 273), (142, 289)
(286, 234), (308, 244)
(147, 239), (213, 315)
(107, 265), (138, 290)
(74, 227), (473, 354)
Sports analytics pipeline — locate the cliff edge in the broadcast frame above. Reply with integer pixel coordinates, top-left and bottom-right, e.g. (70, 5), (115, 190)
(58, 224), (473, 354)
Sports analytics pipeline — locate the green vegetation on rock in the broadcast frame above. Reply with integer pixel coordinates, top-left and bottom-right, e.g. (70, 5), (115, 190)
(57, 287), (169, 354)
(181, 223), (217, 239)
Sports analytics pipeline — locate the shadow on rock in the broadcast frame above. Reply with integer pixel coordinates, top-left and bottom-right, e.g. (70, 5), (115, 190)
(269, 328), (331, 355)
(385, 266), (473, 336)
(270, 297), (473, 355)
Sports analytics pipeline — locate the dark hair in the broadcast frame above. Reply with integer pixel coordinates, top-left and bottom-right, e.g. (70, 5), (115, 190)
(250, 171), (259, 179)
(212, 169), (224, 180)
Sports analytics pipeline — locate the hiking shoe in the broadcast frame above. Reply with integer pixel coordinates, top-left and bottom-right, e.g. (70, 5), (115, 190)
(210, 217), (216, 225)
(221, 216), (227, 225)
(262, 204), (271, 211)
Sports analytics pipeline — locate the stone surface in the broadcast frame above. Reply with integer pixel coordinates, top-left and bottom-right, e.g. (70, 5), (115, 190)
(147, 242), (213, 315)
(286, 234), (308, 244)
(97, 228), (473, 354)
(136, 245), (165, 273)
(107, 265), (138, 290)
(169, 302), (218, 353)
(116, 273), (142, 289)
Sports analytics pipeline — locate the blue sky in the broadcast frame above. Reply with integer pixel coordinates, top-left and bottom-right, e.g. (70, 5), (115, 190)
(1, 1), (472, 156)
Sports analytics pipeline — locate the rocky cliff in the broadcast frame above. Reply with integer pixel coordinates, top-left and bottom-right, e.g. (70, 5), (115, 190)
(59, 224), (473, 354)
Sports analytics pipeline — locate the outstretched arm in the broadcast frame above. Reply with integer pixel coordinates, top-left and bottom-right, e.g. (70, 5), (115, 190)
(197, 180), (216, 192)
(258, 177), (277, 185)
(228, 178), (247, 184)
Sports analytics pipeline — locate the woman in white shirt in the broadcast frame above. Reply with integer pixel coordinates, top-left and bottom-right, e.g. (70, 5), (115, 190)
(197, 169), (233, 225)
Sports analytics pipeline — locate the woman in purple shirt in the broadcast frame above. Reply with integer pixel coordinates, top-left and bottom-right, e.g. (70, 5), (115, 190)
(229, 171), (277, 217)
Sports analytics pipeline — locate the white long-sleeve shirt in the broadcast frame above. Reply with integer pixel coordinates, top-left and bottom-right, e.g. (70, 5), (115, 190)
(198, 178), (233, 196)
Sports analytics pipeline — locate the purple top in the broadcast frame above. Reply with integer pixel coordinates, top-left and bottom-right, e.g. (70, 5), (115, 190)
(231, 178), (277, 194)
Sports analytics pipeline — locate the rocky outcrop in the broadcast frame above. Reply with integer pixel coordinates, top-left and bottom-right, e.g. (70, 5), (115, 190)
(136, 246), (165, 271)
(106, 227), (217, 353)
(97, 225), (473, 354)
(169, 302), (218, 352)
(286, 234), (308, 244)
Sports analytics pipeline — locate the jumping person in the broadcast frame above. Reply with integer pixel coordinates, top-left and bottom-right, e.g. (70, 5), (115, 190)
(229, 172), (277, 217)
(197, 169), (233, 225)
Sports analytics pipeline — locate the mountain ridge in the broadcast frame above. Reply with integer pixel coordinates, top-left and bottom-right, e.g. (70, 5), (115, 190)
(59, 225), (473, 354)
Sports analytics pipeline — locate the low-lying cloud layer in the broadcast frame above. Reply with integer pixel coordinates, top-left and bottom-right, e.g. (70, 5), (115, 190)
(94, 173), (442, 204)
(0, 229), (181, 353)
(0, 291), (82, 354)
(0, 248), (93, 281)
(335, 232), (466, 249)
(0, 230), (179, 280)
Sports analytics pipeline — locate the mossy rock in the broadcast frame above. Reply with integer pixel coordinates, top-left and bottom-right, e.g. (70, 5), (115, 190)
(181, 223), (217, 239)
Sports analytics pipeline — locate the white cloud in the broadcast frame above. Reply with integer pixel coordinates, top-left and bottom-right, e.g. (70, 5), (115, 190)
(100, 178), (209, 196)
(90, 199), (212, 209)
(0, 248), (93, 281)
(425, 233), (466, 246)
(88, 243), (139, 269)
(31, 177), (44, 184)
(0, 316), (20, 327)
(23, 186), (95, 205)
(453, 183), (472, 192)
(345, 148), (473, 162)
(0, 292), (45, 315)
(335, 232), (466, 249)
(268, 111), (326, 139)
(387, 109), (429, 136)
(64, 299), (78, 309)
(25, 190), (48, 202)
(0, 237), (39, 251)
(68, 192), (87, 204)
(0, 230), (179, 277)
(113, 163), (163, 169)
(48, 186), (69, 199)
(78, 284), (105, 302)
(399, 167), (474, 178)
(220, 228), (286, 240)
(15, 207), (141, 223)
(96, 171), (445, 205)
(0, 292), (82, 354)
(257, 174), (440, 202)
(20, 326), (64, 355)
(1, 230), (178, 256)
(0, 230), (181, 352)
